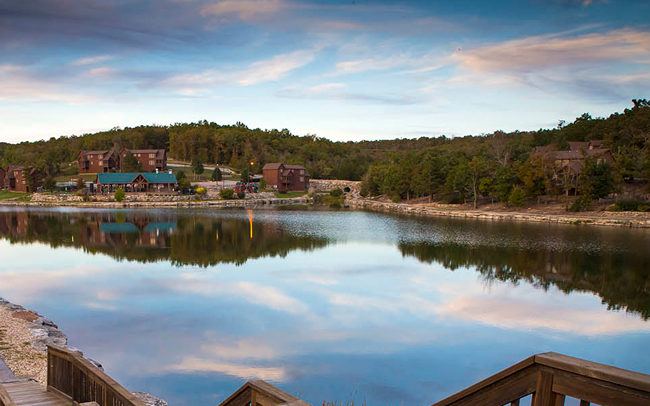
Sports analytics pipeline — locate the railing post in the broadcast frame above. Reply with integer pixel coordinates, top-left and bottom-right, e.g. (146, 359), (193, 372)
(534, 370), (556, 406)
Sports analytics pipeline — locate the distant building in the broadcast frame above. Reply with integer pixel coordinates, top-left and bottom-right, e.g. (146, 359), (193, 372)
(534, 140), (613, 175)
(78, 150), (120, 174)
(7, 166), (27, 192)
(78, 149), (167, 174)
(262, 163), (309, 192)
(95, 172), (178, 193)
(119, 149), (167, 172)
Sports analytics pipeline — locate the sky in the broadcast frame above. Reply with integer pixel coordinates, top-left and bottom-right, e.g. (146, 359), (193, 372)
(1, 0), (649, 143)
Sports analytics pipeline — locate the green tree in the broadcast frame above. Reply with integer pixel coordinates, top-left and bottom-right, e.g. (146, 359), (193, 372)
(219, 188), (234, 199)
(240, 167), (249, 183)
(114, 187), (125, 202)
(176, 170), (186, 180)
(122, 152), (142, 172)
(192, 158), (204, 180)
(211, 167), (222, 181)
(44, 177), (57, 192)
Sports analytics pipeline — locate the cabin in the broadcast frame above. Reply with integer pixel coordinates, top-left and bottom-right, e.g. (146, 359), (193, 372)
(95, 172), (178, 193)
(120, 149), (167, 172)
(262, 163), (309, 192)
(78, 150), (120, 174)
(6, 166), (27, 192)
(0, 167), (5, 189)
(534, 140), (613, 175)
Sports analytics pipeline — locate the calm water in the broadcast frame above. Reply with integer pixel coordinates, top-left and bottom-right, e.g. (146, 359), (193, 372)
(0, 207), (649, 405)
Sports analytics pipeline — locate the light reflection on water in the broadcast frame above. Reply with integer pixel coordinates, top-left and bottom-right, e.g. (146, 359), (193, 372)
(0, 207), (648, 406)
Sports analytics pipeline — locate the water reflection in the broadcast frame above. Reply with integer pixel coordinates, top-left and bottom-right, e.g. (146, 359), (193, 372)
(0, 209), (328, 266)
(0, 208), (649, 405)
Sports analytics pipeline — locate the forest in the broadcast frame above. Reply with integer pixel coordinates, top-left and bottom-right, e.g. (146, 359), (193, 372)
(1, 99), (649, 208)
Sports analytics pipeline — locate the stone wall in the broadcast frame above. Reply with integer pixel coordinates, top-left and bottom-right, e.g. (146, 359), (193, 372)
(309, 179), (361, 194)
(347, 197), (650, 228)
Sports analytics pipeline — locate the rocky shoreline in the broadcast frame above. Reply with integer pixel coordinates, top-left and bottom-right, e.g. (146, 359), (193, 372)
(1, 196), (312, 209)
(347, 197), (650, 228)
(0, 298), (167, 406)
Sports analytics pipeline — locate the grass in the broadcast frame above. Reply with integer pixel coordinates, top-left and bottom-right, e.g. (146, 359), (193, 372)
(275, 191), (307, 198)
(0, 190), (30, 201)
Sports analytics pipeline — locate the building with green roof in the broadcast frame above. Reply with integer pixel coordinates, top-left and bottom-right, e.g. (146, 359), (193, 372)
(96, 172), (177, 193)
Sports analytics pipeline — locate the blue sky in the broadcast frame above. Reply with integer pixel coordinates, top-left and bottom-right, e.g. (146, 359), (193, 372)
(1, 0), (649, 143)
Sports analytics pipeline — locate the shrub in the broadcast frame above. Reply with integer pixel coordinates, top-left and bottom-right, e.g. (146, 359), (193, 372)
(507, 186), (525, 207)
(44, 177), (57, 192)
(391, 194), (401, 203)
(196, 187), (207, 196)
(237, 191), (246, 199)
(260, 178), (267, 189)
(219, 188), (234, 199)
(359, 184), (369, 197)
(114, 188), (125, 202)
(568, 195), (591, 212)
(610, 199), (650, 212)
(330, 188), (343, 197)
(177, 170), (186, 180)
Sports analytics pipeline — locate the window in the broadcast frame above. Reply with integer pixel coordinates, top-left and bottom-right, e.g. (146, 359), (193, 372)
(300, 169), (304, 174)
(300, 177), (304, 182)
(149, 160), (155, 165)
(149, 154), (155, 158)
(99, 161), (103, 166)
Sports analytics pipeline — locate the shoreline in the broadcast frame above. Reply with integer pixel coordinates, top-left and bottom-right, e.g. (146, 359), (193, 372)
(346, 197), (650, 228)
(2, 194), (650, 228)
(0, 298), (168, 406)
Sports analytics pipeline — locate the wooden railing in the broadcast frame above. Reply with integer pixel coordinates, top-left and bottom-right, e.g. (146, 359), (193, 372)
(219, 379), (312, 406)
(0, 383), (16, 406)
(47, 345), (145, 406)
(431, 352), (650, 406)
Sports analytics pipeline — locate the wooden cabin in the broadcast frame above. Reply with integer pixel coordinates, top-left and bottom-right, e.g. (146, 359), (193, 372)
(78, 150), (120, 174)
(119, 149), (167, 172)
(262, 163), (309, 192)
(95, 172), (178, 193)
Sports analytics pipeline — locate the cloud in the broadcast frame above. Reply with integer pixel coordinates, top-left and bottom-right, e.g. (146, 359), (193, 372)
(158, 48), (316, 94)
(0, 65), (94, 103)
(72, 55), (113, 66)
(200, 0), (287, 22)
(166, 357), (287, 380)
(157, 276), (309, 314)
(86, 67), (114, 78)
(201, 339), (277, 360)
(277, 82), (422, 105)
(453, 29), (650, 74)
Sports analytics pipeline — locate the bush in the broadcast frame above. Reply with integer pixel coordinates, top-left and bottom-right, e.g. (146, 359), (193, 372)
(568, 195), (591, 212)
(237, 191), (246, 199)
(44, 177), (56, 192)
(391, 194), (401, 203)
(330, 188), (343, 197)
(260, 178), (267, 189)
(610, 199), (650, 212)
(219, 188), (234, 199)
(196, 187), (207, 196)
(507, 186), (525, 207)
(114, 188), (125, 202)
(177, 170), (186, 180)
(359, 184), (369, 197)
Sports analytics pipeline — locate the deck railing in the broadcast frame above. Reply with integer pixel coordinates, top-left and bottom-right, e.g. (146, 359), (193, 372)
(219, 379), (312, 406)
(47, 345), (145, 406)
(431, 352), (650, 406)
(0, 383), (16, 406)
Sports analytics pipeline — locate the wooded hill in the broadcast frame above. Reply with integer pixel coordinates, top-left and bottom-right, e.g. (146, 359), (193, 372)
(1, 100), (649, 206)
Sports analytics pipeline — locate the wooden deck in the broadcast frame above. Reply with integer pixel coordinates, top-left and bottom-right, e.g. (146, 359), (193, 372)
(2, 381), (70, 406)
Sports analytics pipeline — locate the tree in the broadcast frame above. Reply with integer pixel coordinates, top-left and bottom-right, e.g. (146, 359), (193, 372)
(44, 177), (56, 192)
(176, 170), (186, 180)
(211, 167), (222, 181)
(219, 188), (234, 199)
(76, 176), (86, 190)
(240, 167), (249, 183)
(114, 187), (125, 202)
(192, 158), (204, 180)
(468, 156), (488, 208)
(122, 152), (142, 172)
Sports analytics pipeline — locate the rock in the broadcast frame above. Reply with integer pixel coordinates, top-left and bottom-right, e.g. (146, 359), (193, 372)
(133, 392), (169, 406)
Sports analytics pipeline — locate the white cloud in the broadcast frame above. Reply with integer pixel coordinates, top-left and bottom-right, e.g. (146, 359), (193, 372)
(0, 65), (94, 103)
(167, 357), (287, 380)
(200, 0), (287, 22)
(72, 55), (113, 66)
(158, 49), (316, 94)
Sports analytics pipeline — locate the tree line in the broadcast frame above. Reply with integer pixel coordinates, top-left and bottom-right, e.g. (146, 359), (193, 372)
(1, 100), (649, 206)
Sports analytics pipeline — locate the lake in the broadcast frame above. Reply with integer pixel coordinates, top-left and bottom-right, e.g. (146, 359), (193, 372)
(0, 207), (648, 406)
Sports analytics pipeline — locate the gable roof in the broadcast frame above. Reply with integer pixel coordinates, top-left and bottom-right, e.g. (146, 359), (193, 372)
(263, 163), (283, 170)
(97, 172), (177, 184)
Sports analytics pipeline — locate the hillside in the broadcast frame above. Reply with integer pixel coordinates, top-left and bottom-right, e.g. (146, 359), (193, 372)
(1, 100), (649, 207)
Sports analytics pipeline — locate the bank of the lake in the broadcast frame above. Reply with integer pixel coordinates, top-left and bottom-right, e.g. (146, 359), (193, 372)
(0, 298), (168, 406)
(347, 196), (650, 228)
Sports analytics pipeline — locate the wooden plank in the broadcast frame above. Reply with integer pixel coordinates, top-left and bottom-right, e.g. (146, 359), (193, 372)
(0, 382), (17, 406)
(551, 369), (650, 406)
(535, 353), (650, 393)
(430, 356), (537, 406)
(533, 370), (554, 406)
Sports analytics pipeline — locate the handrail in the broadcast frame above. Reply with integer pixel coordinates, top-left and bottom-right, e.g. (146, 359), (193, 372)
(431, 352), (650, 406)
(219, 379), (311, 406)
(47, 344), (145, 406)
(0, 382), (16, 406)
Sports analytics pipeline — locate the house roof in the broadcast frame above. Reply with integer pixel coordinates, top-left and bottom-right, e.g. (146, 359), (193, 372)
(97, 172), (177, 184)
(124, 149), (166, 159)
(263, 163), (283, 170)
(553, 148), (610, 160)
